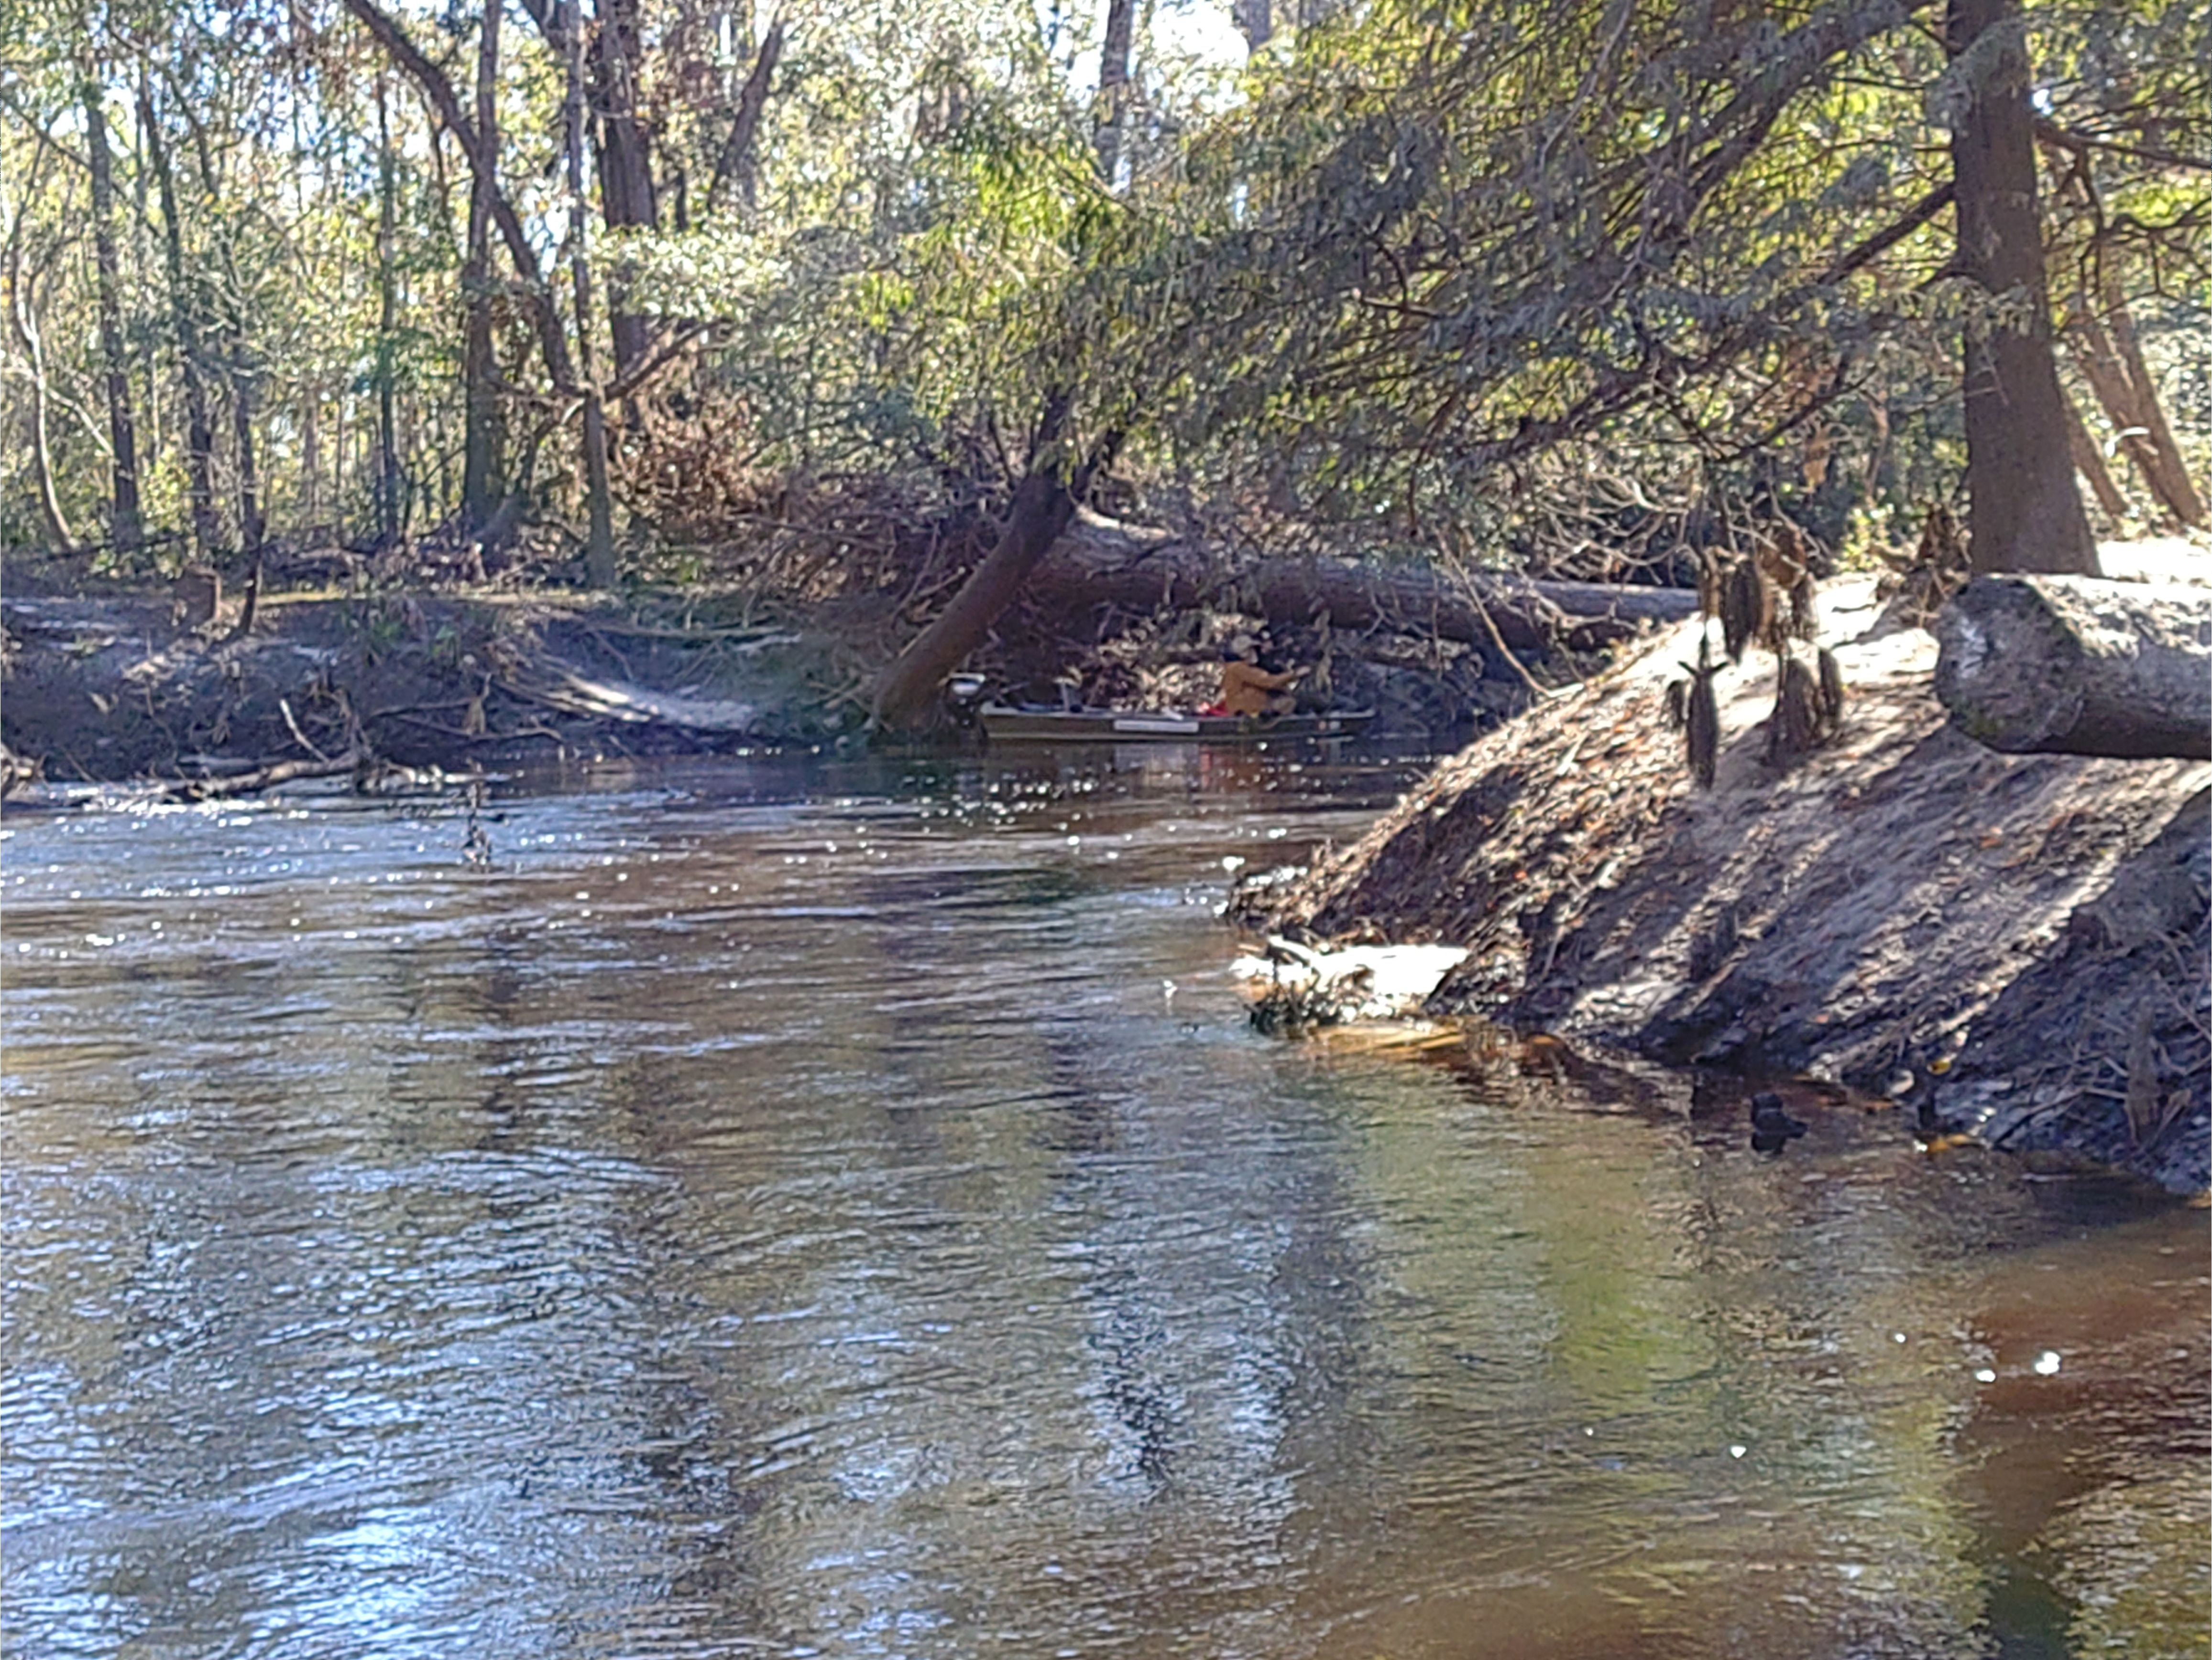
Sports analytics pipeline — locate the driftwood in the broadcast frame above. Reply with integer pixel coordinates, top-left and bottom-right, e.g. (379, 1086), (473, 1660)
(157, 752), (365, 799)
(1029, 511), (1697, 656)
(1935, 575), (2212, 759)
(497, 653), (766, 732)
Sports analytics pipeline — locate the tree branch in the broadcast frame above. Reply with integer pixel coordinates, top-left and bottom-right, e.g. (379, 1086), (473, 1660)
(2035, 117), (2212, 177)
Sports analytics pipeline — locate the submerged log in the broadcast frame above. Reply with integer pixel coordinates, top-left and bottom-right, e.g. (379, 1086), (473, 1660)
(1030, 512), (1697, 656)
(1935, 575), (2212, 759)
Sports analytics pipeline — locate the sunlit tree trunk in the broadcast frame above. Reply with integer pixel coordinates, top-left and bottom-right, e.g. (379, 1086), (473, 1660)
(460, 0), (507, 535)
(1095, 0), (1134, 184)
(2060, 389), (2127, 525)
(374, 73), (404, 545)
(566, 0), (617, 586)
(2046, 149), (2206, 530)
(2068, 293), (2205, 529)
(873, 471), (1082, 733)
(141, 81), (220, 559)
(1944, 0), (2096, 576)
(2099, 296), (2202, 528)
(83, 68), (144, 557)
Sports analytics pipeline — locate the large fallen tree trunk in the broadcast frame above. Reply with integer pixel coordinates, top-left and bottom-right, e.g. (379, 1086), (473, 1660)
(1029, 511), (1697, 657)
(1935, 575), (2212, 759)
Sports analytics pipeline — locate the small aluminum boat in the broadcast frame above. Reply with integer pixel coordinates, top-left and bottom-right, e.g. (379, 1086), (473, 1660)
(977, 705), (1376, 744)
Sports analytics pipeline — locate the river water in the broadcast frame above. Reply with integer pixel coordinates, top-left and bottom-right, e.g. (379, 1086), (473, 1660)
(3, 749), (2205, 1660)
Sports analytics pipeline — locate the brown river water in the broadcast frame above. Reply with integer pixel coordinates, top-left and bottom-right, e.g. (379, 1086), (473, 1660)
(3, 747), (2205, 1660)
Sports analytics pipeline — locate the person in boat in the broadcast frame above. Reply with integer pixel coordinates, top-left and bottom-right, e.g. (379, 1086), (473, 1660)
(1205, 639), (1302, 718)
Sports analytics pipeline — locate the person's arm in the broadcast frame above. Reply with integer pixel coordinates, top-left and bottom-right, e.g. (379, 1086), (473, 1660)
(1230, 662), (1300, 693)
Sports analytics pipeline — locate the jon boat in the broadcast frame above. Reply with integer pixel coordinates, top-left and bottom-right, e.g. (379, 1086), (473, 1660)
(977, 704), (1376, 744)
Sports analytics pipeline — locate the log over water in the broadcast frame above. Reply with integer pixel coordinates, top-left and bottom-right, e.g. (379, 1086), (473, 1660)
(1031, 512), (1697, 656)
(1934, 575), (2212, 760)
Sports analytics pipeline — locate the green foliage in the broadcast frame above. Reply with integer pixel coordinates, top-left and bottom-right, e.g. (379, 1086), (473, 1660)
(1, 0), (2204, 567)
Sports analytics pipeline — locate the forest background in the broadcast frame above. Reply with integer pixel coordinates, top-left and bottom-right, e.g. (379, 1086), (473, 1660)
(2, 0), (2206, 729)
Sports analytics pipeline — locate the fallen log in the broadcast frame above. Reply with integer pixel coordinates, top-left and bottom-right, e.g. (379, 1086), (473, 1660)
(1934, 575), (2212, 759)
(1029, 511), (1697, 656)
(497, 653), (766, 732)
(157, 752), (366, 799)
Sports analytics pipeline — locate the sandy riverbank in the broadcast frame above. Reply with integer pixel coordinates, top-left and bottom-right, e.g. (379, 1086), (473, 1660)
(1231, 565), (2210, 1194)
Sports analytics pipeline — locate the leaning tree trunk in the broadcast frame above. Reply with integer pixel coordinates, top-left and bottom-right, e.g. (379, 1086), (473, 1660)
(704, 19), (782, 216)
(873, 469), (1083, 732)
(4, 156), (80, 555)
(1945, 0), (2097, 577)
(2059, 388), (2128, 524)
(1935, 576), (2212, 759)
(341, 0), (583, 408)
(2069, 294), (2207, 530)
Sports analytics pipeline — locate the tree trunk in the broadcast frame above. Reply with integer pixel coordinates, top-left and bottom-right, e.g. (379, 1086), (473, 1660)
(705, 18), (782, 216)
(592, 0), (657, 377)
(342, 0), (582, 398)
(1945, 0), (2097, 577)
(1232, 0), (1271, 53)
(2068, 297), (2206, 530)
(460, 0), (506, 535)
(3, 159), (79, 554)
(333, 385), (347, 528)
(1095, 0), (1135, 183)
(13, 315), (77, 554)
(1934, 576), (2211, 759)
(873, 469), (1083, 731)
(374, 74), (404, 545)
(83, 71), (144, 557)
(1028, 512), (1699, 656)
(141, 83), (220, 560)
(567, 0), (618, 587)
(2102, 297), (2204, 527)
(233, 366), (265, 556)
(2060, 388), (2127, 524)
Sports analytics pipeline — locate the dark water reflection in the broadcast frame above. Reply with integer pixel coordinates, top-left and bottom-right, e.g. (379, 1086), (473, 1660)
(4, 749), (2205, 1660)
